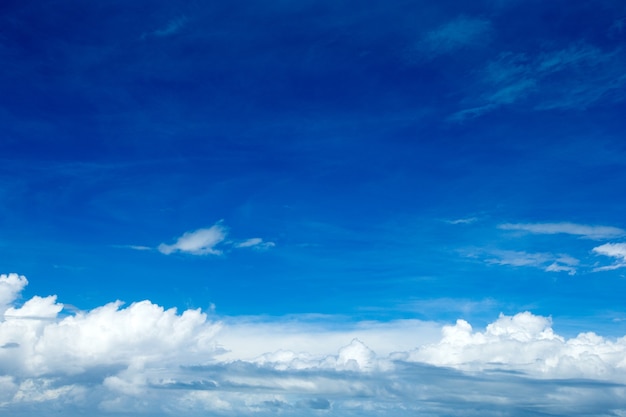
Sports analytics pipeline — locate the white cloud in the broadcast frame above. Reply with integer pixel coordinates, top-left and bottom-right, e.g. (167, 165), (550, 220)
(409, 312), (626, 380)
(545, 262), (577, 275)
(215, 317), (441, 362)
(3, 276), (626, 416)
(446, 217), (478, 225)
(592, 243), (626, 271)
(593, 243), (626, 260)
(336, 338), (376, 371)
(235, 238), (276, 250)
(0, 273), (28, 316)
(486, 250), (579, 275)
(156, 223), (274, 256)
(158, 224), (227, 255)
(475, 222), (626, 274)
(499, 222), (625, 240)
(128, 245), (152, 251)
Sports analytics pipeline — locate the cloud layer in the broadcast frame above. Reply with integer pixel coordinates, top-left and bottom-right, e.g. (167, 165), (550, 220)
(2, 274), (626, 416)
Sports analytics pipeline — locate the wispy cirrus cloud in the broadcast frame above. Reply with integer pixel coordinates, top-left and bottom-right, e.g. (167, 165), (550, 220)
(3, 275), (626, 416)
(486, 250), (579, 275)
(141, 16), (188, 40)
(472, 222), (626, 275)
(234, 238), (276, 250)
(499, 222), (625, 240)
(451, 42), (626, 120)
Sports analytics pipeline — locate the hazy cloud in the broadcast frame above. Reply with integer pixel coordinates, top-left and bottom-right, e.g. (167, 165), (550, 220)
(141, 16), (188, 39)
(421, 16), (492, 55)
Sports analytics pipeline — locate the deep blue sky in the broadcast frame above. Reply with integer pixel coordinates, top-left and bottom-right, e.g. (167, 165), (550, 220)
(3, 1), (626, 416)
(2, 0), (626, 330)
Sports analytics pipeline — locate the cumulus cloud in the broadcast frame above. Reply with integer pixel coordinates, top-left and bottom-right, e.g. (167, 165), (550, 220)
(409, 311), (626, 380)
(0, 273), (28, 316)
(499, 222), (625, 240)
(445, 217), (479, 225)
(3, 275), (626, 416)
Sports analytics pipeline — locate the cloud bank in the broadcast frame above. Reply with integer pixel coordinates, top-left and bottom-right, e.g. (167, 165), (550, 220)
(2, 273), (626, 416)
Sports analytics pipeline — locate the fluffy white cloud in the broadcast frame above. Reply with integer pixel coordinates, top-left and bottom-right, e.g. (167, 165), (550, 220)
(0, 290), (221, 382)
(158, 224), (228, 255)
(0, 273), (28, 316)
(3, 276), (626, 416)
(592, 242), (626, 271)
(499, 222), (625, 240)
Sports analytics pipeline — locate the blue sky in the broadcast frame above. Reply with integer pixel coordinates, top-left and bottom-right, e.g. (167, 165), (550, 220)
(2, 0), (626, 415)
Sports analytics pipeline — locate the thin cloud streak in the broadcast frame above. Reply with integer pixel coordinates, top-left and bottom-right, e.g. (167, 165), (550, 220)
(499, 222), (625, 240)
(485, 250), (579, 275)
(141, 15), (188, 40)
